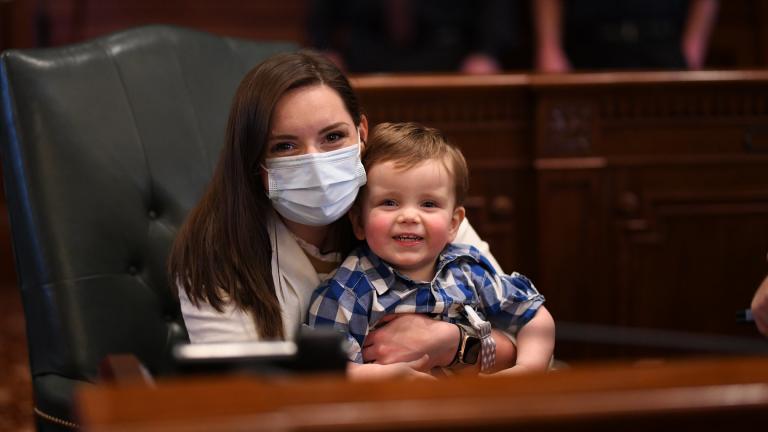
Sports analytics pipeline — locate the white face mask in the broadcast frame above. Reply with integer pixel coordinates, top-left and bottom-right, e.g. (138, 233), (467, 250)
(263, 135), (366, 227)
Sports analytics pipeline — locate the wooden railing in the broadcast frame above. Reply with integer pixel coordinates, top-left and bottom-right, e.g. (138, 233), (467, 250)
(77, 356), (768, 432)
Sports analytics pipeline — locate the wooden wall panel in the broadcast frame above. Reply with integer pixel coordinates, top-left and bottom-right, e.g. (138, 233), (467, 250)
(535, 169), (612, 320)
(532, 72), (768, 360)
(613, 164), (768, 335)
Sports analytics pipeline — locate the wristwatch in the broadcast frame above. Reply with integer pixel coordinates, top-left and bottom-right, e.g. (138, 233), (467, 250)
(462, 305), (496, 372)
(449, 323), (482, 366)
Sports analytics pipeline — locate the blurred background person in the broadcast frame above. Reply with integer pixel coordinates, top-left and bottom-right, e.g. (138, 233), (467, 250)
(752, 275), (768, 337)
(534, 0), (719, 72)
(308, 0), (523, 74)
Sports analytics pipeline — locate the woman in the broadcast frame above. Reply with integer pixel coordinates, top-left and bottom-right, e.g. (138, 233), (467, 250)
(168, 50), (517, 377)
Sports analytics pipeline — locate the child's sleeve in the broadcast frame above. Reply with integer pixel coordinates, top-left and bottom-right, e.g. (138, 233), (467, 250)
(471, 260), (545, 335)
(306, 278), (372, 363)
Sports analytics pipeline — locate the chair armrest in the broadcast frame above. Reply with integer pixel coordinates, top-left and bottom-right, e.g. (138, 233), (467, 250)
(98, 354), (155, 386)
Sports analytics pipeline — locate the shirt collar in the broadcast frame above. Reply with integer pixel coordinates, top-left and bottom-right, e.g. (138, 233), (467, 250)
(358, 243), (483, 296)
(358, 243), (400, 295)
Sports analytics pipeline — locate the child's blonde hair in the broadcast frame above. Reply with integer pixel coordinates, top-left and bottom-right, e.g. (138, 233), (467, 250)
(362, 122), (469, 205)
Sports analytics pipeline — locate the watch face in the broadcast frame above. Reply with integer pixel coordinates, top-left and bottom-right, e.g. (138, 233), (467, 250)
(463, 336), (482, 364)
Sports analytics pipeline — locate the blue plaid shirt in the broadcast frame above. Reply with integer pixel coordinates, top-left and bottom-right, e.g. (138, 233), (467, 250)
(306, 243), (545, 363)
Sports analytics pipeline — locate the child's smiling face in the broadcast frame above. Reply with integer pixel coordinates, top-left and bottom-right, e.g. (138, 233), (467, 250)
(351, 158), (465, 281)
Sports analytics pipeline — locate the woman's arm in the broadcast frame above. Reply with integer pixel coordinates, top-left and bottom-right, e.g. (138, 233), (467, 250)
(362, 314), (517, 369)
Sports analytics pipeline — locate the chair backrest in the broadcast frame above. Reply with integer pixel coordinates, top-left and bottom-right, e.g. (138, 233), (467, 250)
(0, 25), (295, 429)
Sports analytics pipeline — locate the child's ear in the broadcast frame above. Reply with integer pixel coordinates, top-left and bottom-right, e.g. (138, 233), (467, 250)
(348, 205), (367, 241)
(447, 205), (466, 242)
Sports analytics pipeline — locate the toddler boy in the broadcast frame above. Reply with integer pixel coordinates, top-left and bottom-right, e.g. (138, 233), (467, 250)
(308, 122), (554, 376)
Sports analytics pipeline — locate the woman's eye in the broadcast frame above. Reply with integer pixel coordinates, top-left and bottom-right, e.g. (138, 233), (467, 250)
(270, 142), (295, 154)
(326, 132), (344, 143)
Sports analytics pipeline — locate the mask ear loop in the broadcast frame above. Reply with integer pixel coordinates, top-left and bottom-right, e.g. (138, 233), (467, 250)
(259, 161), (274, 199)
(358, 126), (363, 146)
(356, 127), (364, 158)
(271, 217), (292, 340)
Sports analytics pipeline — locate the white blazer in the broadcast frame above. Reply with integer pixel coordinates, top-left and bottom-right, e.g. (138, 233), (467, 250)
(179, 214), (502, 343)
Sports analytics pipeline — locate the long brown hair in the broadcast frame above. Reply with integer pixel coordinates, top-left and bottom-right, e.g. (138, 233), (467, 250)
(168, 50), (363, 339)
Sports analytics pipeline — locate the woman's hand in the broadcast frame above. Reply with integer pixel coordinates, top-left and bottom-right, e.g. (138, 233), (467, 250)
(362, 314), (459, 368)
(362, 314), (519, 370)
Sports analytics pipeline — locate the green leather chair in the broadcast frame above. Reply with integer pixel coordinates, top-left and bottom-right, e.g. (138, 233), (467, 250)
(0, 25), (295, 430)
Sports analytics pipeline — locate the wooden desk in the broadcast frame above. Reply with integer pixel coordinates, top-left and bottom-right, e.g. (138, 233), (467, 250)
(78, 356), (768, 432)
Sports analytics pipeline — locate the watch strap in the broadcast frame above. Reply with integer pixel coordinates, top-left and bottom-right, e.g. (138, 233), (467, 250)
(463, 305), (496, 372)
(479, 329), (496, 372)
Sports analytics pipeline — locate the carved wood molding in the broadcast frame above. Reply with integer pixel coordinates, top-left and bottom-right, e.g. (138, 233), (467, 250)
(599, 88), (768, 122)
(539, 101), (597, 155)
(357, 92), (528, 128)
(616, 189), (768, 246)
(530, 70), (768, 87)
(354, 74), (531, 128)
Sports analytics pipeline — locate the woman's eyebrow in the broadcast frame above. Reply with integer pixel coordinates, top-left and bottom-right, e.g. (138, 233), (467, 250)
(319, 122), (349, 134)
(269, 122), (349, 140)
(268, 133), (296, 141)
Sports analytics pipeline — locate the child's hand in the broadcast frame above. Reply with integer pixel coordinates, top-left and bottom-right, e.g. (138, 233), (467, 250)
(347, 355), (436, 381)
(486, 364), (538, 377)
